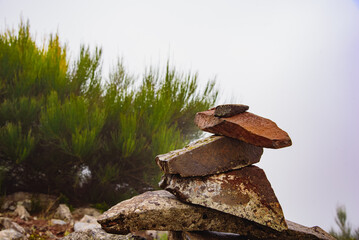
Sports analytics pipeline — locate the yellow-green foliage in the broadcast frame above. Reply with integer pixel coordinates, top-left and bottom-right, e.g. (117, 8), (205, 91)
(0, 20), (218, 204)
(0, 21), (68, 99)
(40, 91), (105, 158)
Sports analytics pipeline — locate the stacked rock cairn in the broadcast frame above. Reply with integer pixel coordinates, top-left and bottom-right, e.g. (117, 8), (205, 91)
(98, 104), (334, 240)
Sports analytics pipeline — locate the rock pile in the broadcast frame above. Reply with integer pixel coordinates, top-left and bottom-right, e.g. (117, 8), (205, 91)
(98, 104), (334, 240)
(0, 191), (137, 240)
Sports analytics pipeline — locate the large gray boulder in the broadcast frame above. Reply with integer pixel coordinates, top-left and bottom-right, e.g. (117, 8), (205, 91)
(160, 166), (287, 231)
(98, 191), (333, 239)
(98, 190), (272, 235)
(156, 135), (263, 177)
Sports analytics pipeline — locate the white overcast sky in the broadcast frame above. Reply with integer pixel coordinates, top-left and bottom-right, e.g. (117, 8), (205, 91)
(1, 0), (359, 232)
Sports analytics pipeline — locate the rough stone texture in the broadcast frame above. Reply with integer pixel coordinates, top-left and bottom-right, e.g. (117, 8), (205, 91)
(14, 205), (30, 220)
(0, 229), (25, 240)
(54, 204), (73, 222)
(194, 109), (292, 149)
(98, 190), (333, 239)
(160, 166), (287, 231)
(156, 135), (263, 177)
(61, 228), (134, 240)
(214, 104), (249, 118)
(98, 190), (281, 235)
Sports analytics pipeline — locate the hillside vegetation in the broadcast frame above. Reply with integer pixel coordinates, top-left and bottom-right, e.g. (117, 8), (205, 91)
(0, 20), (218, 206)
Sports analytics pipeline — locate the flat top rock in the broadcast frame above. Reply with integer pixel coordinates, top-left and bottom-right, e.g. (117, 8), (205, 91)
(160, 166), (287, 232)
(214, 104), (249, 118)
(99, 191), (333, 240)
(156, 135), (263, 177)
(98, 190), (264, 235)
(195, 109), (292, 149)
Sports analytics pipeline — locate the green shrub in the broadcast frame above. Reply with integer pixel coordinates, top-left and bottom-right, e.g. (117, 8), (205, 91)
(0, 20), (218, 205)
(0, 122), (35, 164)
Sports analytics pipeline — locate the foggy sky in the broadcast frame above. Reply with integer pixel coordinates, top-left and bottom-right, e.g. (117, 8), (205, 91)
(1, 0), (358, 232)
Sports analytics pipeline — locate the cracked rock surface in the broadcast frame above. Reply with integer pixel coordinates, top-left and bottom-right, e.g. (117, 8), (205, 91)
(160, 166), (287, 231)
(98, 190), (276, 235)
(98, 191), (334, 240)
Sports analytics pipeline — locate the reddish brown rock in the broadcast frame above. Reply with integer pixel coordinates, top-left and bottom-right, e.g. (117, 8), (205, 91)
(194, 109), (292, 149)
(155, 135), (263, 177)
(214, 104), (249, 118)
(98, 190), (278, 235)
(160, 166), (287, 232)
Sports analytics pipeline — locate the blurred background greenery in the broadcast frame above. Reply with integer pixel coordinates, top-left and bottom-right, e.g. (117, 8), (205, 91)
(0, 20), (218, 207)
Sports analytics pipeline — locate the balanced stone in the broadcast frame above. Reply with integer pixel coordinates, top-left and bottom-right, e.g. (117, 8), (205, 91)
(160, 166), (287, 232)
(155, 135), (263, 177)
(98, 190), (280, 235)
(214, 104), (249, 118)
(194, 109), (292, 149)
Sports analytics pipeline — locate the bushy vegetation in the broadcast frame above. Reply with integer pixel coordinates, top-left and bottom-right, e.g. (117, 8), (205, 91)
(330, 206), (359, 240)
(0, 20), (218, 205)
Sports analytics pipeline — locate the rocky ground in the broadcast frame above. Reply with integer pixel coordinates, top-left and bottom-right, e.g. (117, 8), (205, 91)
(1, 212), (75, 239)
(0, 192), (166, 240)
